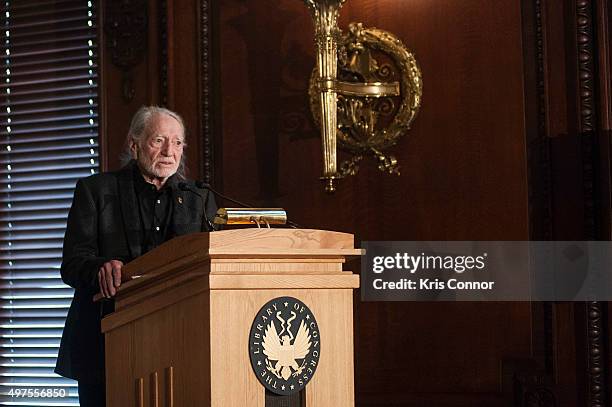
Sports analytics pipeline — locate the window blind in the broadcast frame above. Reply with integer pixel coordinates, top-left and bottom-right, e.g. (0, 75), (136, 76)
(0, 1), (99, 406)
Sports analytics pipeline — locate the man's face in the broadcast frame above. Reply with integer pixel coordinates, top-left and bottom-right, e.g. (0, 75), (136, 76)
(132, 113), (184, 181)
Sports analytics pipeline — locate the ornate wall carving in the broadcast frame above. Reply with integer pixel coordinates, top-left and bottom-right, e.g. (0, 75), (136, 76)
(532, 0), (553, 241)
(104, 0), (148, 102)
(160, 0), (169, 107)
(525, 0), (610, 405)
(577, 0), (598, 239)
(575, 2), (608, 406)
(200, 0), (214, 183)
(524, 0), (555, 390)
(586, 302), (607, 407)
(576, 0), (595, 133)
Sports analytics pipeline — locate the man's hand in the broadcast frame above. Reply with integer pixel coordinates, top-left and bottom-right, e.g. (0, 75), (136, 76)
(98, 260), (124, 298)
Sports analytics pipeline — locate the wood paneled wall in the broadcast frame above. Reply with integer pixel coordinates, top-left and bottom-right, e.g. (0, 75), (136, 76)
(217, 2), (532, 405)
(98, 0), (612, 406)
(99, 0), (205, 177)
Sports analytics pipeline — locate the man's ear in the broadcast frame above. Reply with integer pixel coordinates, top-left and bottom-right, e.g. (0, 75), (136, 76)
(129, 137), (138, 159)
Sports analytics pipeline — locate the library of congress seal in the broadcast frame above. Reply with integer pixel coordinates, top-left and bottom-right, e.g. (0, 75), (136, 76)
(249, 296), (321, 396)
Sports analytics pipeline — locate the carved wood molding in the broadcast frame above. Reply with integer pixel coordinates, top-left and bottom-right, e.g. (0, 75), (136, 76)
(526, 0), (554, 242)
(577, 0), (595, 133)
(534, 0), (553, 242)
(104, 0), (148, 103)
(586, 301), (607, 407)
(577, 0), (598, 239)
(525, 0), (555, 385)
(575, 2), (609, 406)
(160, 0), (169, 107)
(503, 359), (557, 407)
(516, 377), (557, 407)
(199, 0), (214, 183)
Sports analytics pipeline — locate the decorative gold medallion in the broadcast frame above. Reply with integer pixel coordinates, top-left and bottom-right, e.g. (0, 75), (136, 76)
(309, 22), (423, 178)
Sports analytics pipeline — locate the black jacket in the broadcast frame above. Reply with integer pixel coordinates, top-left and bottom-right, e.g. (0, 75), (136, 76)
(55, 161), (216, 381)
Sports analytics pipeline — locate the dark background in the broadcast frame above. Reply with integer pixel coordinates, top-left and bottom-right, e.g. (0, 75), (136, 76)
(99, 1), (612, 406)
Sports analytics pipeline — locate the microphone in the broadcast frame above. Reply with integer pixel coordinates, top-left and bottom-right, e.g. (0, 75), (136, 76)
(177, 182), (216, 231)
(193, 181), (301, 229)
(194, 181), (252, 208)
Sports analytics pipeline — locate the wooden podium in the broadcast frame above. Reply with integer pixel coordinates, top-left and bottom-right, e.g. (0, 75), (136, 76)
(101, 229), (360, 406)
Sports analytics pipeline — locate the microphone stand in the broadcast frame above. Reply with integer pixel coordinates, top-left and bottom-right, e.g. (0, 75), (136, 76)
(177, 182), (216, 231)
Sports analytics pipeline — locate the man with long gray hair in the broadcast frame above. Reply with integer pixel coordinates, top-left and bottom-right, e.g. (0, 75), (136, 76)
(55, 106), (217, 406)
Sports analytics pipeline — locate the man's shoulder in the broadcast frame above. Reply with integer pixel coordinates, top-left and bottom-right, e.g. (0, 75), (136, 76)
(77, 166), (128, 190)
(177, 178), (196, 188)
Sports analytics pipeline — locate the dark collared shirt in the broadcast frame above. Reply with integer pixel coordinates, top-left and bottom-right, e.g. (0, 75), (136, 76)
(133, 167), (174, 254)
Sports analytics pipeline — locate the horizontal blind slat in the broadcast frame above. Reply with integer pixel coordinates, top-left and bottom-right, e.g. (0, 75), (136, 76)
(0, 2), (99, 401)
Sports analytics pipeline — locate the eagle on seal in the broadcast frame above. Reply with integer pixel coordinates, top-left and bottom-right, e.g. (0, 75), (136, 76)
(262, 319), (312, 380)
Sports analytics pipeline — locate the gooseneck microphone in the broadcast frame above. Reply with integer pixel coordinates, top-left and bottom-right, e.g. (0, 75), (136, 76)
(194, 181), (252, 208)
(177, 182), (216, 231)
(193, 181), (301, 229)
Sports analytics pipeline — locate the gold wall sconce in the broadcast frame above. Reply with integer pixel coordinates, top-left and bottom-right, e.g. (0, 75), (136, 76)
(303, 1), (422, 193)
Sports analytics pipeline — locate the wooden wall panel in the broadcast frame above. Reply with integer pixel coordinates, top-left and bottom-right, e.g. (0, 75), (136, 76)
(95, 0), (612, 405)
(99, 0), (203, 177)
(217, 0), (533, 405)
(99, 0), (162, 171)
(167, 0), (202, 178)
(218, 0), (529, 240)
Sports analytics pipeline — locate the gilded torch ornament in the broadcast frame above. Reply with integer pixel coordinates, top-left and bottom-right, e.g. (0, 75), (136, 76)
(309, 23), (422, 179)
(303, 0), (347, 193)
